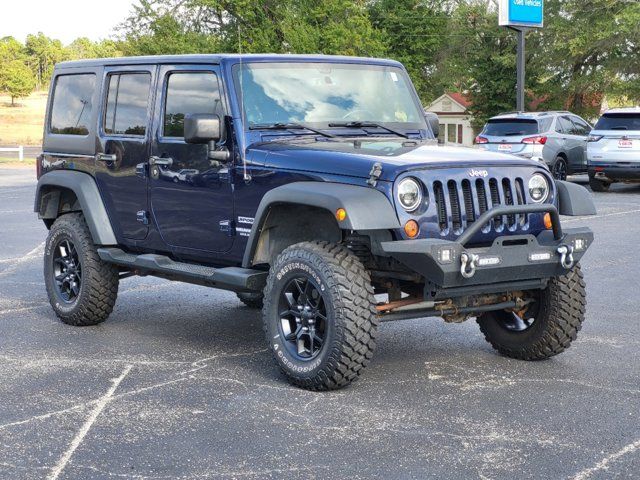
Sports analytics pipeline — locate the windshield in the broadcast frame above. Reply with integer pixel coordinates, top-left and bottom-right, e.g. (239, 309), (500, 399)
(484, 119), (539, 136)
(233, 62), (425, 130)
(594, 113), (640, 131)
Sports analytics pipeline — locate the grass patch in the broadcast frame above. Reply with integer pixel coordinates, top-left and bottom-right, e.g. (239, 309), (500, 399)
(0, 91), (48, 146)
(0, 156), (36, 167)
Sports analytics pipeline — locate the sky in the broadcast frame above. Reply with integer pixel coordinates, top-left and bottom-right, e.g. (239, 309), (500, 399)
(0, 0), (137, 45)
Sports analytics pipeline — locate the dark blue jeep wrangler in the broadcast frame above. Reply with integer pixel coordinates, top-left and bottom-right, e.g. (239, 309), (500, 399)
(35, 54), (596, 390)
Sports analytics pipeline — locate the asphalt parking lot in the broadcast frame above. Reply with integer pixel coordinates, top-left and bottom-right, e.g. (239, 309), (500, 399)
(0, 167), (638, 480)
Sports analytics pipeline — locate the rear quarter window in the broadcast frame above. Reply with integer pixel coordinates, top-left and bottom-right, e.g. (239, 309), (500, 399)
(49, 74), (96, 135)
(594, 114), (640, 131)
(484, 119), (538, 136)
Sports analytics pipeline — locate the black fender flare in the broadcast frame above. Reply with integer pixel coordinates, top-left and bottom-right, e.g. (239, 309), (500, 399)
(555, 180), (597, 216)
(242, 182), (401, 267)
(34, 170), (117, 245)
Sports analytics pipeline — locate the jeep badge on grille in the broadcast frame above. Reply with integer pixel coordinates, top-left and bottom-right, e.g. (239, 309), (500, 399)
(468, 169), (489, 178)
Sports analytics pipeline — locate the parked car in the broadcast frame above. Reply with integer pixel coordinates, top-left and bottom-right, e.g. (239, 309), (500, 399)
(587, 107), (640, 192)
(476, 112), (592, 180)
(35, 54), (596, 390)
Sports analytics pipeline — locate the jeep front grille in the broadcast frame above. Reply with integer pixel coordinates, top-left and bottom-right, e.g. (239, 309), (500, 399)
(432, 177), (528, 235)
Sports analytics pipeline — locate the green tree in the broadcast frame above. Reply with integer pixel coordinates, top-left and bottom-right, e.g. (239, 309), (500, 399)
(0, 59), (36, 105)
(67, 38), (124, 60)
(369, 0), (449, 101)
(25, 33), (67, 88)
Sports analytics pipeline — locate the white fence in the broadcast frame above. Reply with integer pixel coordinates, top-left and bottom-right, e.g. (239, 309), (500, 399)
(0, 146), (24, 161)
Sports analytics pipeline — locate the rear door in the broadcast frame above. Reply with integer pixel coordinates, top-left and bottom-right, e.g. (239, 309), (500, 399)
(95, 65), (156, 240)
(556, 115), (584, 169)
(569, 115), (591, 171)
(148, 64), (234, 254)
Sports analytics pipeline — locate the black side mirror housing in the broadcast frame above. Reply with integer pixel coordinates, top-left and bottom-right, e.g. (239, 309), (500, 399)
(184, 114), (222, 144)
(424, 111), (439, 138)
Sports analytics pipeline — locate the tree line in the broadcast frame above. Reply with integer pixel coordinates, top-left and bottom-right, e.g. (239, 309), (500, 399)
(1, 0), (639, 125)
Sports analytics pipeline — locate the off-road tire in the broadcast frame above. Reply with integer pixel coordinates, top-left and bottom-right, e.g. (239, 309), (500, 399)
(44, 213), (119, 326)
(477, 264), (586, 360)
(262, 241), (378, 390)
(236, 292), (264, 309)
(588, 173), (611, 192)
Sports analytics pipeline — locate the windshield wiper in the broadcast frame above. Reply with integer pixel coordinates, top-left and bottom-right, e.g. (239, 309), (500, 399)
(249, 122), (336, 139)
(328, 121), (410, 139)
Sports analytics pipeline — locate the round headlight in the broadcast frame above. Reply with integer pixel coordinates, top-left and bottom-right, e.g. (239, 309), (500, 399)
(397, 178), (423, 212)
(528, 173), (550, 203)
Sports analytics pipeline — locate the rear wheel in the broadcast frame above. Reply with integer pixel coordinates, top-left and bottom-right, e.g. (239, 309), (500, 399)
(236, 292), (264, 309)
(44, 213), (119, 326)
(477, 264), (586, 360)
(552, 156), (568, 180)
(262, 241), (378, 390)
(588, 173), (611, 192)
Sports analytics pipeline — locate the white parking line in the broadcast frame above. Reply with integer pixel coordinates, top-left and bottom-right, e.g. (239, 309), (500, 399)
(0, 242), (45, 276)
(47, 365), (133, 480)
(570, 438), (640, 480)
(563, 208), (640, 223)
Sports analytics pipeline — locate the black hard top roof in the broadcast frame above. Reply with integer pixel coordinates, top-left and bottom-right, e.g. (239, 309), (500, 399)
(55, 54), (402, 70)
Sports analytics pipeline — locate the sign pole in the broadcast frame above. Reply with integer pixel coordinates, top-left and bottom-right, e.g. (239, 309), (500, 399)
(516, 27), (527, 112)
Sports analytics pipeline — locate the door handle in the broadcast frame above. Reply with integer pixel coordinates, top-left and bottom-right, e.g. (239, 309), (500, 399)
(149, 156), (173, 167)
(96, 153), (117, 162)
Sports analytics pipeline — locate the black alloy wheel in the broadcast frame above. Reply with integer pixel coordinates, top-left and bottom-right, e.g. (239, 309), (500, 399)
(278, 276), (328, 360)
(52, 239), (82, 304)
(552, 157), (568, 181)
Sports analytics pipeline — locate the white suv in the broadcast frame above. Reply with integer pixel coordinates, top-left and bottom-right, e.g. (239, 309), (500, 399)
(587, 107), (640, 192)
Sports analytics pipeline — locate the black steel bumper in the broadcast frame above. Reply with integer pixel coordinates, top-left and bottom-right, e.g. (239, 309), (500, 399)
(382, 204), (593, 289)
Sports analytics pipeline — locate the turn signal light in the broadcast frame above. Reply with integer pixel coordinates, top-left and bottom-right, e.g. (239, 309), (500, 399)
(404, 220), (419, 238)
(336, 208), (347, 222)
(544, 213), (553, 230)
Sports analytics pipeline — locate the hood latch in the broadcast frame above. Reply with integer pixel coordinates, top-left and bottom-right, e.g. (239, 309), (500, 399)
(367, 162), (382, 187)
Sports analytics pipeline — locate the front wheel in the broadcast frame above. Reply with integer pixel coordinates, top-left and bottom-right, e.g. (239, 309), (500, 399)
(262, 241), (378, 390)
(477, 264), (586, 360)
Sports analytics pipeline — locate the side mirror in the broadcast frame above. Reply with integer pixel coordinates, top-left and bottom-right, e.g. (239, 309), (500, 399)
(424, 111), (439, 138)
(184, 114), (221, 144)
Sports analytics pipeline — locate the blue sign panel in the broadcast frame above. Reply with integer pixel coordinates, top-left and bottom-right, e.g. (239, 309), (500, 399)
(499, 0), (544, 28)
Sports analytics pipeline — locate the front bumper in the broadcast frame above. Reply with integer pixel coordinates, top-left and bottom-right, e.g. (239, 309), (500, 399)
(382, 204), (593, 289)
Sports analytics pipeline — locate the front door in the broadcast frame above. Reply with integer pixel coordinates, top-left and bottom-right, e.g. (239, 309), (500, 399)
(149, 65), (234, 254)
(95, 65), (156, 240)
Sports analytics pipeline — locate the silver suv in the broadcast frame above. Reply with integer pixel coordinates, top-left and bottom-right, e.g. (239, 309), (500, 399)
(476, 112), (592, 180)
(587, 107), (640, 192)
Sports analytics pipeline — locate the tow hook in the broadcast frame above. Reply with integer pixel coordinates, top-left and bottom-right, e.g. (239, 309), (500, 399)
(460, 252), (479, 279)
(557, 245), (575, 269)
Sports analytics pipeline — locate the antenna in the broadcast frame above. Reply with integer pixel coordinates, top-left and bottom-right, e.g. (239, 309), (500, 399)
(238, 24), (251, 183)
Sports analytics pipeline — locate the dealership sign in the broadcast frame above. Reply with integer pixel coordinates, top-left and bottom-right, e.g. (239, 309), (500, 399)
(499, 0), (544, 28)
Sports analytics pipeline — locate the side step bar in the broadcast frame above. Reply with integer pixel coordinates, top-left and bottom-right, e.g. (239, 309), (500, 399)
(97, 248), (267, 293)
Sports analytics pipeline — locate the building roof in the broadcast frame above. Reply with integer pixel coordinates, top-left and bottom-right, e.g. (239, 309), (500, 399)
(447, 92), (472, 109)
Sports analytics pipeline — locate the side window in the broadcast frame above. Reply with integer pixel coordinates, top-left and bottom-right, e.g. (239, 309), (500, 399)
(50, 74), (96, 135)
(557, 116), (575, 135)
(570, 116), (591, 136)
(538, 117), (553, 132)
(104, 73), (151, 136)
(163, 72), (221, 138)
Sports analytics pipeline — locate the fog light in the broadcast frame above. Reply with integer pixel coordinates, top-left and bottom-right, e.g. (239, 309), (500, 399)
(477, 256), (501, 267)
(404, 220), (419, 238)
(336, 208), (347, 222)
(439, 247), (454, 264)
(529, 252), (552, 262)
(574, 238), (586, 251)
(544, 213), (553, 230)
